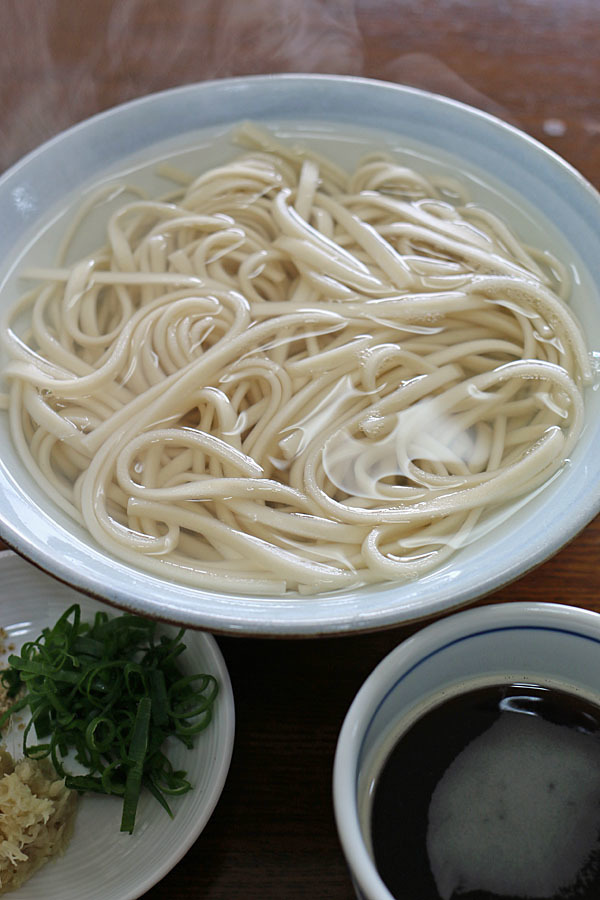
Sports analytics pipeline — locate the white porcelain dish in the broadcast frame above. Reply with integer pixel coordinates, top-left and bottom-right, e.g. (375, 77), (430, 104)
(0, 74), (599, 635)
(0, 551), (235, 900)
(333, 600), (600, 900)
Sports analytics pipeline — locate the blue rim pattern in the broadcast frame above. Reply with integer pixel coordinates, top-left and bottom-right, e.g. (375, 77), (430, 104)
(358, 623), (600, 783)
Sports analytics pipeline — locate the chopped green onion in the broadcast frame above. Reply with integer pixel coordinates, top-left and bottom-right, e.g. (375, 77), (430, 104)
(0, 604), (218, 834)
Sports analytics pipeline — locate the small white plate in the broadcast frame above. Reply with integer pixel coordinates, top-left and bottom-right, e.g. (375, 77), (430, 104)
(0, 551), (235, 900)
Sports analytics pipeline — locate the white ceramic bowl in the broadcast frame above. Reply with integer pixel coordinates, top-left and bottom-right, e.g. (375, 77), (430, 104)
(0, 74), (599, 635)
(333, 601), (600, 900)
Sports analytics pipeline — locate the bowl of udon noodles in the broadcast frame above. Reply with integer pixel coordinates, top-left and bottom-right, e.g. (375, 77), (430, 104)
(0, 74), (599, 635)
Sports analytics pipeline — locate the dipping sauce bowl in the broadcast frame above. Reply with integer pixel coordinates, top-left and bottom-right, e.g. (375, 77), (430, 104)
(333, 601), (600, 900)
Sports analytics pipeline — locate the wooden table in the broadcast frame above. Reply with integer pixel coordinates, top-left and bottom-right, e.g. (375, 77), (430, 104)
(1, 1), (600, 897)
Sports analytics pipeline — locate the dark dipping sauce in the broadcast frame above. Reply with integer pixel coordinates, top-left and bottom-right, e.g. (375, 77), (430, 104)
(370, 683), (600, 900)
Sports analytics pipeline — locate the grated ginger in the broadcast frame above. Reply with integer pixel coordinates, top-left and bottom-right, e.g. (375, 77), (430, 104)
(0, 748), (78, 893)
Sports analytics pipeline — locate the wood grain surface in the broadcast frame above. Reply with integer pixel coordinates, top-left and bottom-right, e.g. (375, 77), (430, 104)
(1, 1), (599, 897)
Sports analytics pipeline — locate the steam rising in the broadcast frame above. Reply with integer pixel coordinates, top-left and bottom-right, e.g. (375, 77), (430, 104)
(209, 0), (364, 76)
(0, 0), (509, 173)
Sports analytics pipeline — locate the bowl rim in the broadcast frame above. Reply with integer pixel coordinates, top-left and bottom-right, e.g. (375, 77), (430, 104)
(1, 73), (600, 636)
(332, 600), (600, 899)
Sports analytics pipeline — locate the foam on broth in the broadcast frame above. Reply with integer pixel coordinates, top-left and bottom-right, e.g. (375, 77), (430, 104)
(365, 679), (600, 900)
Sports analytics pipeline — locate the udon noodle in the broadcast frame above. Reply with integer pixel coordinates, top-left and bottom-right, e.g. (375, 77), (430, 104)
(0, 123), (592, 594)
